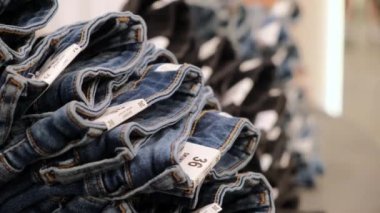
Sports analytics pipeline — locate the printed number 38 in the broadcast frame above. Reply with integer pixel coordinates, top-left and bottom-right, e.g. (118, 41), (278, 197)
(188, 157), (207, 168)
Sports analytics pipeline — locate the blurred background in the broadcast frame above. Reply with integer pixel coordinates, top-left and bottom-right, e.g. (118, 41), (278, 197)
(41, 0), (380, 212)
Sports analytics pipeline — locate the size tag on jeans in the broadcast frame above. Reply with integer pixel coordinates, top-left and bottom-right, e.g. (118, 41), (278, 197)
(260, 153), (273, 172)
(179, 142), (221, 187)
(155, 63), (181, 72)
(239, 58), (262, 72)
(266, 126), (281, 141)
(194, 203), (222, 213)
(279, 151), (291, 169)
(198, 37), (221, 60)
(94, 99), (148, 130)
(257, 22), (281, 47)
(254, 110), (278, 131)
(201, 66), (213, 82)
(149, 36), (170, 49)
(269, 88), (282, 97)
(272, 47), (288, 66)
(151, 0), (178, 10)
(222, 78), (254, 106)
(36, 44), (82, 84)
(272, 188), (279, 200)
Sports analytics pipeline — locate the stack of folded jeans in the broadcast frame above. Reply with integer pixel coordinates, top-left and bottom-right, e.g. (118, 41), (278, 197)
(122, 0), (323, 212)
(0, 0), (58, 66)
(0, 2), (275, 212)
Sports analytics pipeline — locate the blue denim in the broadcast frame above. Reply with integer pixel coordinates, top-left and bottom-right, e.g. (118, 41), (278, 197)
(0, 0), (58, 64)
(0, 63), (202, 185)
(54, 196), (110, 213)
(0, 85), (216, 212)
(0, 12), (147, 147)
(37, 82), (206, 186)
(195, 172), (274, 213)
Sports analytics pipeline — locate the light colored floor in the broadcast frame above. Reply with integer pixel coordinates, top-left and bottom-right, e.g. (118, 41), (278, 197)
(300, 13), (380, 213)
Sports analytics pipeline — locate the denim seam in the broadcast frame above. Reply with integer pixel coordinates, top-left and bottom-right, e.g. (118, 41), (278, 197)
(26, 128), (50, 156)
(189, 110), (210, 136)
(13, 39), (59, 73)
(145, 65), (187, 103)
(0, 0), (58, 33)
(112, 65), (151, 99)
(0, 77), (20, 142)
(0, 154), (19, 174)
(124, 163), (134, 190)
(66, 105), (87, 129)
(216, 120), (252, 176)
(169, 109), (197, 165)
(213, 174), (243, 204)
(118, 97), (194, 149)
(96, 174), (107, 195)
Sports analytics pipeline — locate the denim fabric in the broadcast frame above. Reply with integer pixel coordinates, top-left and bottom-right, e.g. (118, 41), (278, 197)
(103, 110), (259, 200)
(0, 0), (58, 64)
(124, 0), (192, 63)
(0, 63), (202, 185)
(0, 85), (217, 212)
(37, 84), (207, 186)
(195, 172), (274, 213)
(0, 12), (147, 147)
(189, 111), (260, 180)
(53, 196), (110, 213)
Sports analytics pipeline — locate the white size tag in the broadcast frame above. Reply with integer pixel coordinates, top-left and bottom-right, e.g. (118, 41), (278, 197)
(201, 66), (213, 82)
(239, 58), (262, 72)
(272, 0), (293, 18)
(266, 126), (281, 141)
(279, 151), (291, 169)
(149, 36), (170, 49)
(36, 44), (82, 84)
(257, 22), (281, 47)
(254, 110), (278, 131)
(194, 203), (222, 213)
(269, 88), (282, 97)
(198, 37), (221, 60)
(272, 47), (288, 66)
(222, 78), (254, 106)
(179, 142), (221, 188)
(155, 63), (181, 72)
(94, 99), (148, 130)
(151, 0), (178, 10)
(218, 112), (233, 118)
(272, 188), (279, 200)
(260, 153), (273, 172)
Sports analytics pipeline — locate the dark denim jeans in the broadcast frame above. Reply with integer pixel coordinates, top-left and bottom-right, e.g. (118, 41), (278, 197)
(0, 12), (147, 147)
(0, 0), (58, 64)
(0, 63), (202, 186)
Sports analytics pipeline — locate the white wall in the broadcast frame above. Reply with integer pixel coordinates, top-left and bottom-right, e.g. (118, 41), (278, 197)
(293, 0), (345, 117)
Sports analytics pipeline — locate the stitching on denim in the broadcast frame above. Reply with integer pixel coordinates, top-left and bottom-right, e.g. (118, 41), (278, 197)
(213, 120), (246, 176)
(145, 65), (185, 103)
(0, 154), (18, 174)
(14, 38), (60, 73)
(0, 76), (22, 142)
(3, 137), (27, 155)
(66, 105), (86, 129)
(26, 128), (50, 156)
(96, 174), (107, 195)
(213, 174), (243, 204)
(118, 96), (194, 151)
(124, 163), (134, 190)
